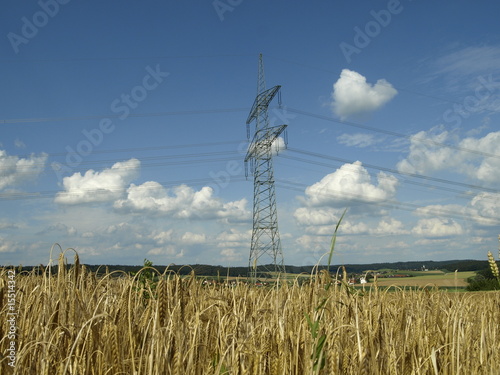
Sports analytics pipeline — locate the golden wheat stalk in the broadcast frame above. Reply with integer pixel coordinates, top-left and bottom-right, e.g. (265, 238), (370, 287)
(487, 251), (499, 280)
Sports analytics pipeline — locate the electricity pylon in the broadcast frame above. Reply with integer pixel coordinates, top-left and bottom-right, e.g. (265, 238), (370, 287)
(245, 54), (287, 281)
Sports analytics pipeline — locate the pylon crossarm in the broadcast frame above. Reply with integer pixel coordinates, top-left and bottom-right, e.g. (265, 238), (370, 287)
(244, 124), (287, 163)
(246, 85), (281, 125)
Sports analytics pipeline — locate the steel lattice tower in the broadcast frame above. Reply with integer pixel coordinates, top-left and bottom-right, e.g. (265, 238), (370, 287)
(245, 54), (287, 281)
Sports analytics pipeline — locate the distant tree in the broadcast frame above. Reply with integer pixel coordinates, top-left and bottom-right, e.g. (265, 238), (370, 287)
(466, 266), (500, 291)
(466, 275), (500, 291)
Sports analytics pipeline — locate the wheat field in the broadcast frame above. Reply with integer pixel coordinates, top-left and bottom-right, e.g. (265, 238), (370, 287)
(1, 255), (500, 375)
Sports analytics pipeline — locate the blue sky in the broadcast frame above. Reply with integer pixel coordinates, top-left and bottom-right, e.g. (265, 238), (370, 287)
(1, 0), (500, 267)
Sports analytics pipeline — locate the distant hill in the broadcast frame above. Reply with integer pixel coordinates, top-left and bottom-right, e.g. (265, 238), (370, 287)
(16, 259), (489, 277)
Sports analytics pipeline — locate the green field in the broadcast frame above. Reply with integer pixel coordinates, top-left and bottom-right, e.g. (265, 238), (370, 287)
(373, 270), (475, 288)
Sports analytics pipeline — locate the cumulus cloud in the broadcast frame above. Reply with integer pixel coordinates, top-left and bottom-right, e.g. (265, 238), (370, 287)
(303, 161), (398, 206)
(181, 231), (206, 245)
(294, 207), (340, 226)
(397, 128), (500, 184)
(414, 204), (465, 218)
(414, 195), (500, 228)
(147, 245), (184, 258)
(297, 217), (407, 236)
(55, 159), (140, 204)
(295, 234), (326, 255)
(271, 136), (286, 155)
(153, 229), (175, 245)
(370, 218), (407, 235)
(0, 150), (47, 190)
(460, 131), (500, 183)
(469, 192), (500, 226)
(114, 182), (251, 221)
(330, 69), (398, 119)
(216, 228), (251, 248)
(396, 126), (461, 175)
(412, 218), (463, 238)
(0, 237), (18, 253)
(217, 229), (251, 263)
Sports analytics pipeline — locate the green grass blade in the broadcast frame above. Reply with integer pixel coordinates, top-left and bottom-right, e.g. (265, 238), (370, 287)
(327, 208), (347, 268)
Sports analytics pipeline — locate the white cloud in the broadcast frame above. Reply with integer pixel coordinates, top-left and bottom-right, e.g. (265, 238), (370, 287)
(295, 234), (326, 254)
(293, 207), (340, 226)
(397, 128), (500, 184)
(216, 228), (251, 248)
(271, 136), (286, 155)
(55, 159), (140, 204)
(330, 69), (398, 119)
(339, 220), (370, 235)
(147, 245), (184, 258)
(469, 192), (500, 226)
(0, 237), (18, 253)
(181, 231), (206, 245)
(396, 126), (458, 175)
(460, 131), (500, 183)
(303, 161), (398, 206)
(153, 229), (175, 245)
(370, 218), (407, 235)
(115, 182), (250, 222)
(412, 218), (463, 238)
(216, 229), (250, 263)
(414, 204), (465, 218)
(337, 133), (380, 148)
(0, 150), (47, 190)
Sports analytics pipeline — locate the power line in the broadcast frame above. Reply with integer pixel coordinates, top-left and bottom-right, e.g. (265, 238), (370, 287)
(286, 107), (500, 161)
(0, 53), (255, 64)
(4, 53), (496, 119)
(1, 141), (246, 172)
(0, 175), (249, 201)
(274, 179), (500, 226)
(3, 103), (498, 163)
(0, 108), (249, 125)
(266, 55), (500, 117)
(285, 147), (500, 194)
